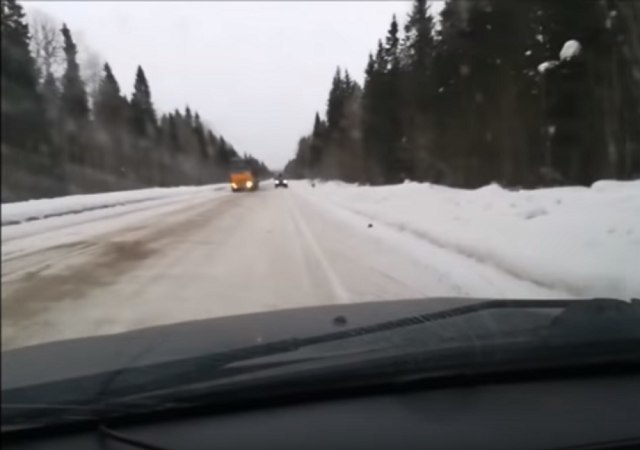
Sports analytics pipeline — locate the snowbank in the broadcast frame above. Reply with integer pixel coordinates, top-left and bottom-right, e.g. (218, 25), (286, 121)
(2, 184), (225, 226)
(560, 39), (581, 60)
(538, 60), (559, 74)
(297, 179), (640, 299)
(537, 39), (581, 75)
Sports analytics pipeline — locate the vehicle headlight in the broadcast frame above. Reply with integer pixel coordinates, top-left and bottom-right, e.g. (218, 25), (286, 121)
(246, 181), (253, 188)
(231, 183), (237, 188)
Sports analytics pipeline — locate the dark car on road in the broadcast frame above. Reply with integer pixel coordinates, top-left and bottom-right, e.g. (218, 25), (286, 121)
(275, 174), (288, 188)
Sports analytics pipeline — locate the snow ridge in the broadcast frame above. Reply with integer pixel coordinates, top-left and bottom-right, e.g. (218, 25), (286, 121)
(299, 179), (640, 300)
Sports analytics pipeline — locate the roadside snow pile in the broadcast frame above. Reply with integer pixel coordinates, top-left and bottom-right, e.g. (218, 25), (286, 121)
(560, 39), (582, 60)
(537, 39), (582, 74)
(2, 185), (223, 225)
(300, 179), (640, 299)
(538, 60), (560, 74)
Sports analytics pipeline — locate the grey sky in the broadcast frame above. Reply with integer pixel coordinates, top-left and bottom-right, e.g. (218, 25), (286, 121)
(23, 1), (443, 169)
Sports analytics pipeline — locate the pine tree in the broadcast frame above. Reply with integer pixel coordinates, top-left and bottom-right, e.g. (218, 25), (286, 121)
(130, 65), (156, 137)
(536, 0), (612, 184)
(607, 0), (640, 178)
(168, 113), (179, 150)
(313, 111), (324, 136)
(374, 40), (386, 73)
(94, 62), (126, 127)
(401, 0), (437, 181)
(336, 80), (364, 182)
(385, 14), (400, 71)
(157, 113), (168, 141)
(286, 0), (638, 187)
(185, 106), (193, 126)
(362, 46), (386, 183)
(359, 17), (407, 183)
(217, 135), (229, 165)
(403, 0), (435, 75)
(326, 67), (344, 129)
(40, 69), (69, 185)
(1, 1), (252, 196)
(434, 0), (478, 184)
(207, 129), (219, 159)
(309, 111), (326, 173)
(60, 23), (89, 124)
(383, 14), (406, 181)
(1, 0), (46, 151)
(193, 112), (207, 158)
(174, 107), (198, 155)
(171, 109), (185, 152)
(343, 69), (353, 92)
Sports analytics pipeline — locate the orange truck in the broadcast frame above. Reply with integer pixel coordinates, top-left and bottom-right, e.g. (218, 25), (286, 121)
(229, 159), (259, 192)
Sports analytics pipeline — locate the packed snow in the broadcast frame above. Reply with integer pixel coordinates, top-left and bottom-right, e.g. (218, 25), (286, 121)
(1, 184), (225, 226)
(298, 179), (640, 300)
(560, 39), (582, 60)
(3, 179), (638, 350)
(2, 181), (571, 350)
(3, 179), (637, 301)
(538, 60), (560, 74)
(537, 40), (582, 75)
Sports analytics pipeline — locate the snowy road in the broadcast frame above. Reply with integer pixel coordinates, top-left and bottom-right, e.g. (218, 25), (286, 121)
(2, 183), (573, 351)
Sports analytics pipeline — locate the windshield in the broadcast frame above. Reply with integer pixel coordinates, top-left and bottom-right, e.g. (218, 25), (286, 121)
(1, 0), (639, 431)
(230, 159), (250, 173)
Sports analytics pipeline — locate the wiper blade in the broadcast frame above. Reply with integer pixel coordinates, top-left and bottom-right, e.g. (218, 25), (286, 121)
(4, 299), (633, 405)
(3, 299), (637, 431)
(99, 424), (174, 450)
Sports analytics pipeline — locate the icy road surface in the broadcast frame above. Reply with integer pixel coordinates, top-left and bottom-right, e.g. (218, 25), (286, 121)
(2, 182), (578, 350)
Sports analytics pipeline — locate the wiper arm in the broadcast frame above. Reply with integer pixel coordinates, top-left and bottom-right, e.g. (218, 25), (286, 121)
(99, 424), (174, 450)
(4, 299), (636, 431)
(79, 297), (637, 402)
(4, 299), (630, 406)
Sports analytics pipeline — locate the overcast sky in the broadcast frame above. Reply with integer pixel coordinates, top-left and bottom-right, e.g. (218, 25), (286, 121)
(23, 1), (444, 169)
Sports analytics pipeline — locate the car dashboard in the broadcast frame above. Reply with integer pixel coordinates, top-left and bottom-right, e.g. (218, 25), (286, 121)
(4, 372), (639, 450)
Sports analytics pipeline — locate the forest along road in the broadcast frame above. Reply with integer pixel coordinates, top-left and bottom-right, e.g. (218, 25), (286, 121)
(1, 183), (568, 351)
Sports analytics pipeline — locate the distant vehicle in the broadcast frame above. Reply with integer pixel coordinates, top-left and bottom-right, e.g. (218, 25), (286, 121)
(275, 174), (288, 189)
(229, 159), (259, 192)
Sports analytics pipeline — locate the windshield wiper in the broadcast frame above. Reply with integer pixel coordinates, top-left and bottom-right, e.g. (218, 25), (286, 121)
(98, 424), (174, 450)
(5, 299), (574, 406)
(3, 298), (638, 432)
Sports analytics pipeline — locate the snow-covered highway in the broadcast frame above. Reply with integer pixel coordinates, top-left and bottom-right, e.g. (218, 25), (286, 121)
(2, 180), (638, 351)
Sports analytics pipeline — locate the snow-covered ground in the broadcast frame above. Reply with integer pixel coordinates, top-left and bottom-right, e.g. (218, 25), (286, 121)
(1, 184), (226, 226)
(2, 179), (637, 351)
(298, 179), (640, 300)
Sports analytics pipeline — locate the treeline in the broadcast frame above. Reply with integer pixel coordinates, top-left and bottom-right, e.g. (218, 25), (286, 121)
(1, 0), (269, 202)
(285, 0), (640, 187)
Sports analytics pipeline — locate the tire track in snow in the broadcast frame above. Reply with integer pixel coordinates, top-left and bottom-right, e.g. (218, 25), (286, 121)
(291, 192), (468, 300)
(295, 188), (568, 299)
(280, 193), (319, 301)
(1, 195), (238, 322)
(2, 190), (226, 244)
(288, 194), (351, 303)
(330, 203), (567, 297)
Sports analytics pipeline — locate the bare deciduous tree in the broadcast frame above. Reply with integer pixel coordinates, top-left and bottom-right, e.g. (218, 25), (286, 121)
(72, 30), (104, 110)
(29, 10), (63, 82)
